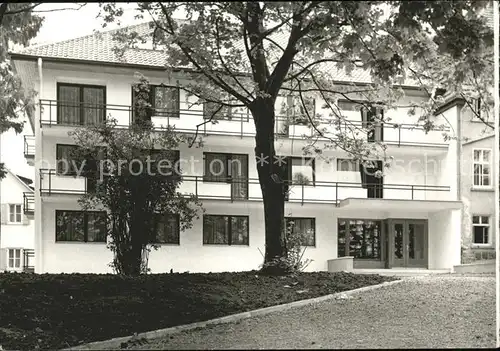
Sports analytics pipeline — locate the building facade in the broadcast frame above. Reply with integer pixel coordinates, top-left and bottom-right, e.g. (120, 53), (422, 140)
(458, 100), (496, 263)
(11, 23), (470, 274)
(0, 168), (35, 272)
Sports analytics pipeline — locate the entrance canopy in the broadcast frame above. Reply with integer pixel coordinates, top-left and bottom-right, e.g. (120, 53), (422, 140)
(338, 198), (462, 213)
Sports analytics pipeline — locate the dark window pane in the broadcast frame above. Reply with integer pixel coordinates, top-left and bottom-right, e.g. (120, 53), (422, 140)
(337, 219), (381, 259)
(290, 158), (315, 185)
(153, 86), (180, 117)
(337, 159), (359, 172)
(87, 212), (107, 242)
(286, 217), (315, 246)
(338, 100), (360, 111)
(204, 153), (228, 182)
(338, 220), (347, 257)
(203, 215), (229, 244)
(132, 85), (153, 123)
(229, 154), (248, 200)
(56, 211), (85, 241)
(473, 226), (488, 244)
(230, 216), (249, 245)
(58, 85), (81, 125)
(56, 145), (80, 175)
(155, 214), (180, 244)
(82, 87), (105, 125)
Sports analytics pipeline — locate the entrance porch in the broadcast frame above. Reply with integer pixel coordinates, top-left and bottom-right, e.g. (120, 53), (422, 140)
(328, 198), (462, 272)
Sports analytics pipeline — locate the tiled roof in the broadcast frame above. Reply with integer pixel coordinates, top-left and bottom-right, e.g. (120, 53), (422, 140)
(16, 22), (162, 66)
(11, 22), (384, 85)
(16, 12), (491, 87)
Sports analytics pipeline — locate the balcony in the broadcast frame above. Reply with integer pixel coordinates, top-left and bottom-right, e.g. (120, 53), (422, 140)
(39, 99), (449, 148)
(39, 168), (451, 205)
(23, 192), (35, 215)
(24, 135), (35, 166)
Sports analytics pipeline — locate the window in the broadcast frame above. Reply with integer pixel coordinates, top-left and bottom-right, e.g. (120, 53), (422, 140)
(473, 149), (491, 187)
(338, 219), (381, 259)
(285, 95), (315, 124)
(360, 160), (384, 199)
(56, 144), (81, 176)
(337, 100), (360, 111)
(9, 204), (22, 223)
(361, 106), (384, 142)
(57, 83), (106, 125)
(152, 214), (180, 244)
(7, 249), (21, 269)
(152, 85), (180, 117)
(131, 84), (180, 123)
(203, 153), (248, 183)
(337, 158), (359, 172)
(285, 217), (315, 246)
(204, 100), (233, 120)
(288, 157), (315, 186)
(56, 210), (107, 242)
(472, 215), (490, 245)
(471, 98), (481, 119)
(149, 149), (181, 179)
(203, 215), (249, 245)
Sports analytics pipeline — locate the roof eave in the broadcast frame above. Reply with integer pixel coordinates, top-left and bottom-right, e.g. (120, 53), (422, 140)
(9, 53), (423, 90)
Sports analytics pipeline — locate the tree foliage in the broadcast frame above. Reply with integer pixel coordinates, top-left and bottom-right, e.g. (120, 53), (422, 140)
(0, 2), (88, 178)
(0, 3), (44, 178)
(68, 75), (203, 275)
(99, 1), (493, 274)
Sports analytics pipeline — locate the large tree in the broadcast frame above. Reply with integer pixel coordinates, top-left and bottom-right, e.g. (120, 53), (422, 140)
(100, 1), (493, 274)
(68, 76), (202, 275)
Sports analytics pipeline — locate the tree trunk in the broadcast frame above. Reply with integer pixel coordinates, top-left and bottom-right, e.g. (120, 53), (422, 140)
(251, 99), (288, 275)
(112, 212), (145, 276)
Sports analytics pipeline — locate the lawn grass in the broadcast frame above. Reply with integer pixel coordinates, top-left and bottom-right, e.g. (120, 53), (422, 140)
(0, 271), (397, 350)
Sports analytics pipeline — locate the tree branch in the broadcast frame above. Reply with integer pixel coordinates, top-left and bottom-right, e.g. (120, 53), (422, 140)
(187, 104), (224, 148)
(265, 4), (309, 97)
(0, 3), (8, 25)
(214, 17), (254, 101)
(244, 1), (270, 90)
(155, 3), (251, 105)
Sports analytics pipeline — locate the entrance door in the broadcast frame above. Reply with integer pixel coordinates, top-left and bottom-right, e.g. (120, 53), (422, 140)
(390, 220), (427, 268)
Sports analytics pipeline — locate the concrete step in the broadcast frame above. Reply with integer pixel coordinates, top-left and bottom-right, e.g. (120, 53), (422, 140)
(352, 268), (451, 277)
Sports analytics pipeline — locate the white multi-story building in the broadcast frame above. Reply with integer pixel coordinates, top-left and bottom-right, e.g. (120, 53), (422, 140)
(0, 168), (35, 272)
(11, 23), (472, 274)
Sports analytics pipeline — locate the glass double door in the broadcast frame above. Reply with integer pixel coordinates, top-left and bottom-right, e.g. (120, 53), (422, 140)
(391, 220), (427, 268)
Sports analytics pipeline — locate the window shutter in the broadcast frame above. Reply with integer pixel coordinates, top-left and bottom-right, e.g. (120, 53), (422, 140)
(0, 248), (6, 271)
(0, 204), (8, 224)
(22, 214), (29, 225)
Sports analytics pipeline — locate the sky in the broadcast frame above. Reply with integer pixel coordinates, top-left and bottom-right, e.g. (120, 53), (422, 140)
(1, 3), (141, 179)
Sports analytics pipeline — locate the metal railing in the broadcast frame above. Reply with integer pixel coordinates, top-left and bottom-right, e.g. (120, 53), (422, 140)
(39, 168), (451, 205)
(22, 249), (35, 273)
(24, 135), (35, 158)
(39, 99), (450, 147)
(23, 192), (35, 214)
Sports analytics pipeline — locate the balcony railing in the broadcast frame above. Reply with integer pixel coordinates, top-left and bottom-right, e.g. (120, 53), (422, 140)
(39, 99), (450, 147)
(39, 168), (451, 205)
(23, 192), (35, 214)
(24, 135), (35, 158)
(23, 249), (35, 273)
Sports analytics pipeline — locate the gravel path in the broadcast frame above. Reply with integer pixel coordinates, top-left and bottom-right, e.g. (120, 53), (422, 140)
(124, 275), (495, 349)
